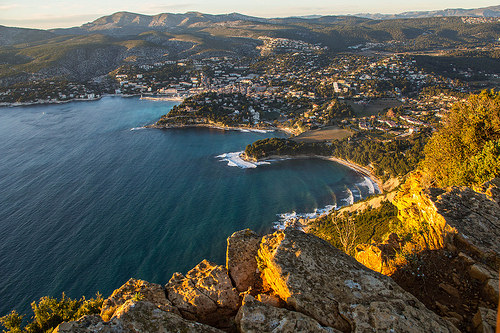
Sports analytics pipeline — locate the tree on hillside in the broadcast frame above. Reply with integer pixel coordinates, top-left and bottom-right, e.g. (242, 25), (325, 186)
(422, 90), (500, 187)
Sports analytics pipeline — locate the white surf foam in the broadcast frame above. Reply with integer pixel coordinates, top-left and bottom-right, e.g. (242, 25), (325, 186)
(357, 176), (378, 195)
(343, 187), (354, 206)
(216, 151), (270, 169)
(130, 127), (146, 131)
(273, 203), (337, 230)
(247, 129), (274, 133)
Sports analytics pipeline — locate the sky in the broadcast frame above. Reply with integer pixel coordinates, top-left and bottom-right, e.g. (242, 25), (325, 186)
(1, 0), (499, 29)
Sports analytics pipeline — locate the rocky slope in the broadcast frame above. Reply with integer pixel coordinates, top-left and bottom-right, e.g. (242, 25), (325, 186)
(354, 174), (499, 331)
(54, 228), (461, 332)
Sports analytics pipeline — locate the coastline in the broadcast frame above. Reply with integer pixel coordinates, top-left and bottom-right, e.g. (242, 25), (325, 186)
(0, 96), (104, 107)
(146, 122), (296, 135)
(0, 93), (182, 108)
(243, 153), (383, 194)
(217, 151), (383, 230)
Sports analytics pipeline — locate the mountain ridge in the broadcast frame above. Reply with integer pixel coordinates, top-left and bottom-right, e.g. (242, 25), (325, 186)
(356, 5), (500, 20)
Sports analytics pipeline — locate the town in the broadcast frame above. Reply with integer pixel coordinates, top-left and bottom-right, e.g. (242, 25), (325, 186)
(1, 36), (497, 140)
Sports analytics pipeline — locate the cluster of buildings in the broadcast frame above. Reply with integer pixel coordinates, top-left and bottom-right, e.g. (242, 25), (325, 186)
(257, 37), (327, 55)
(0, 81), (101, 104)
(1, 36), (480, 135)
(461, 17), (500, 24)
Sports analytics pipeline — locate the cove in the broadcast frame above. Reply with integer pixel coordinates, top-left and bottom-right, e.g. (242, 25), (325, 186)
(0, 96), (373, 316)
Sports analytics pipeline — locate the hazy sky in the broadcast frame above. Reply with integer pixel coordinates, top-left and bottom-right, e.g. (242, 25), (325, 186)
(1, 0), (499, 29)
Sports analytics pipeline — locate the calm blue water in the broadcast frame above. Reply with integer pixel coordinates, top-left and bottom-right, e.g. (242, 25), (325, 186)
(0, 96), (370, 316)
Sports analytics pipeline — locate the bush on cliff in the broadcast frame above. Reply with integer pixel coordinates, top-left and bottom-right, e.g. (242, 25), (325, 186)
(0, 293), (103, 333)
(308, 200), (398, 253)
(422, 89), (500, 187)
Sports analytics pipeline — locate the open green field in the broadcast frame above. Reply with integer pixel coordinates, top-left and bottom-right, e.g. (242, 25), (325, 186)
(292, 126), (353, 142)
(346, 98), (402, 117)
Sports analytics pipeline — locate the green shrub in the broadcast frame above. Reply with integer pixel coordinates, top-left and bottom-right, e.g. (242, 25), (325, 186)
(0, 293), (103, 333)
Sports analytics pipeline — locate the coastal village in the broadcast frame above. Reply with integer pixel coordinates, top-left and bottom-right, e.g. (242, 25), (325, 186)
(1, 36), (489, 140)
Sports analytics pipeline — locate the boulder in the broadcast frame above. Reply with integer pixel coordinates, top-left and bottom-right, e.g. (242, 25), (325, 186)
(355, 233), (401, 274)
(469, 264), (496, 282)
(257, 228), (459, 333)
(236, 294), (339, 333)
(100, 278), (178, 321)
(472, 307), (497, 333)
(255, 293), (282, 308)
(165, 259), (240, 328)
(53, 315), (106, 333)
(482, 278), (499, 304)
(226, 229), (260, 292)
(54, 301), (222, 333)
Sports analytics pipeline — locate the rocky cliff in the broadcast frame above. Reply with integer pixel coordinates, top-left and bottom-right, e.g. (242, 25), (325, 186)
(54, 227), (462, 332)
(354, 174), (499, 331)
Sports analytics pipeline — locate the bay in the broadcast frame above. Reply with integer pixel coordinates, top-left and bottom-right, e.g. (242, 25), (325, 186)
(0, 96), (372, 316)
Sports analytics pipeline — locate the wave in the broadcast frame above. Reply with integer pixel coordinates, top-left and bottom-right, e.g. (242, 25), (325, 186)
(216, 151), (270, 169)
(233, 128), (273, 133)
(342, 187), (354, 206)
(357, 176), (379, 195)
(246, 128), (274, 133)
(273, 180), (375, 231)
(274, 203), (337, 230)
(130, 127), (146, 131)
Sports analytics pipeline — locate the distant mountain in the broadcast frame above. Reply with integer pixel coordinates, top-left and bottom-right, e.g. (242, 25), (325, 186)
(1, 8), (499, 85)
(0, 26), (56, 45)
(50, 11), (268, 36)
(356, 5), (500, 20)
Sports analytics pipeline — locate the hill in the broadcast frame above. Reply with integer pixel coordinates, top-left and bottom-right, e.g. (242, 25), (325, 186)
(1, 10), (499, 84)
(357, 5), (500, 19)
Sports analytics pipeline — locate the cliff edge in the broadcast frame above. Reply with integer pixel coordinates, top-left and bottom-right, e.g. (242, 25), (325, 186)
(54, 228), (461, 333)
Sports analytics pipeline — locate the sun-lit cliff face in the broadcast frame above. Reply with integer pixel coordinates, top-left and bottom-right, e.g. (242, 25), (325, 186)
(352, 174), (499, 331)
(52, 227), (463, 333)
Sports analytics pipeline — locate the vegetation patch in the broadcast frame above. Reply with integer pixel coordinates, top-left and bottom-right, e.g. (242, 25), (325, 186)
(308, 200), (398, 253)
(0, 293), (103, 333)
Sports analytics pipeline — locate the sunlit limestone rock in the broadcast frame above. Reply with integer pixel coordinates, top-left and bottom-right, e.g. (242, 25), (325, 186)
(109, 300), (222, 332)
(257, 228), (459, 333)
(355, 233), (401, 275)
(235, 294), (339, 333)
(393, 172), (500, 263)
(99, 278), (178, 321)
(54, 300), (223, 333)
(226, 229), (261, 292)
(165, 259), (240, 328)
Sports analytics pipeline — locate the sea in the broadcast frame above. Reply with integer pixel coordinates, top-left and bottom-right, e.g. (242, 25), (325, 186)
(0, 96), (377, 316)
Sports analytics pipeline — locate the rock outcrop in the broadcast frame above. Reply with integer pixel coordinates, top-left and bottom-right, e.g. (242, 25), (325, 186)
(236, 294), (339, 333)
(226, 229), (260, 292)
(355, 233), (401, 275)
(257, 229), (459, 332)
(54, 301), (223, 333)
(55, 226), (487, 332)
(165, 259), (240, 328)
(393, 173), (500, 264)
(100, 278), (178, 321)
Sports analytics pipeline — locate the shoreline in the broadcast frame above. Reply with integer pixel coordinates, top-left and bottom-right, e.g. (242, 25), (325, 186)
(0, 96), (104, 107)
(146, 122), (296, 135)
(218, 151), (383, 230)
(243, 153), (383, 194)
(0, 93), (184, 108)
